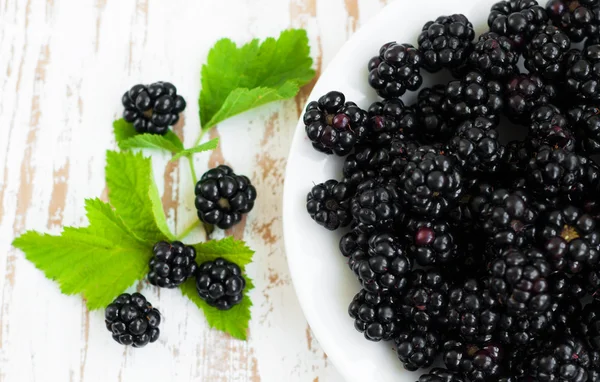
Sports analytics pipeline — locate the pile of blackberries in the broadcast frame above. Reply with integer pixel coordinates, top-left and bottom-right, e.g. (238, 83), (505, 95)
(304, 1), (600, 380)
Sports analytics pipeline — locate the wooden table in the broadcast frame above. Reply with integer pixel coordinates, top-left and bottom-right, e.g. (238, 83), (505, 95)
(0, 0), (390, 380)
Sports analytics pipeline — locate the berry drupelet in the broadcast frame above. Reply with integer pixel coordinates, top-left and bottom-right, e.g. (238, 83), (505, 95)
(122, 82), (186, 135)
(524, 25), (571, 80)
(105, 293), (161, 347)
(443, 71), (504, 125)
(563, 44), (600, 102)
(348, 289), (402, 341)
(194, 165), (257, 230)
(464, 32), (520, 81)
(447, 125), (506, 175)
(148, 241), (198, 288)
(303, 91), (368, 155)
(195, 258), (246, 310)
(395, 328), (441, 371)
(546, 0), (600, 42)
(568, 104), (600, 154)
(368, 42), (423, 98)
(417, 14), (475, 73)
(488, 0), (549, 49)
(504, 74), (557, 123)
(306, 180), (352, 230)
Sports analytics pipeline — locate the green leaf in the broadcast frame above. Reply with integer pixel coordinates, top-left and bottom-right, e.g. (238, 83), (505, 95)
(105, 150), (175, 242)
(12, 199), (153, 310)
(192, 237), (254, 270)
(199, 29), (315, 130)
(180, 275), (254, 340)
(113, 119), (184, 153)
(171, 138), (219, 161)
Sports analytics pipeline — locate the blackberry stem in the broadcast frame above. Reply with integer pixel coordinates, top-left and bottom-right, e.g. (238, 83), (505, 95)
(188, 156), (198, 185)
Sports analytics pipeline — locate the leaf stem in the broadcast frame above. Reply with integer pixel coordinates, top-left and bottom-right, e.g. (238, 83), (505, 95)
(188, 156), (198, 185)
(193, 128), (209, 148)
(176, 220), (200, 241)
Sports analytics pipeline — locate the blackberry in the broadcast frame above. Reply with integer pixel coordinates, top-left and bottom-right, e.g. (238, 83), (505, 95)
(306, 180), (352, 230)
(122, 82), (186, 135)
(367, 99), (419, 144)
(463, 32), (520, 81)
(343, 145), (391, 185)
(477, 188), (538, 248)
(529, 105), (577, 152)
(548, 272), (586, 300)
(195, 258), (246, 310)
(488, 247), (553, 316)
(447, 125), (506, 175)
(488, 0), (549, 49)
(526, 336), (590, 382)
(348, 289), (402, 341)
(417, 14), (475, 73)
(419, 368), (465, 382)
(443, 71), (504, 125)
(399, 151), (463, 218)
(504, 74), (557, 123)
(537, 205), (600, 274)
(399, 269), (449, 331)
(447, 279), (500, 344)
(303, 91), (368, 155)
(148, 241), (198, 288)
(339, 229), (369, 259)
(105, 293), (161, 347)
(564, 44), (600, 102)
(568, 104), (600, 154)
(194, 165), (257, 229)
(350, 178), (402, 232)
(416, 85), (454, 143)
(395, 328), (441, 371)
(496, 311), (552, 345)
(546, 0), (600, 42)
(443, 340), (504, 382)
(368, 42), (423, 98)
(403, 217), (457, 266)
(580, 303), (600, 351)
(526, 146), (587, 199)
(524, 25), (571, 80)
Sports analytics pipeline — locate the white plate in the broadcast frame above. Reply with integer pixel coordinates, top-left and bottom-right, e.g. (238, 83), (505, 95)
(283, 1), (505, 381)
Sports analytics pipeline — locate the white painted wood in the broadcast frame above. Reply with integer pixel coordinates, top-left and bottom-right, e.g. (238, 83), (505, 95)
(0, 0), (392, 380)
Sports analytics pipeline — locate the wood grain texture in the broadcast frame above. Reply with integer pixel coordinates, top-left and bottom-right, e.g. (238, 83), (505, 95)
(0, 0), (390, 380)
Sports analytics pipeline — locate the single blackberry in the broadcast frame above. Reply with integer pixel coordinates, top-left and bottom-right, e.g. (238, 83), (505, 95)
(447, 125), (506, 175)
(525, 336), (590, 382)
(443, 71), (504, 125)
(399, 269), (449, 331)
(403, 217), (457, 266)
(477, 188), (538, 248)
(350, 178), (402, 232)
(544, 298), (583, 336)
(306, 180), (352, 230)
(488, 0), (549, 49)
(347, 289), (402, 341)
(148, 241), (198, 288)
(547, 0), (600, 42)
(564, 44), (600, 102)
(463, 32), (520, 81)
(368, 42), (423, 98)
(419, 368), (466, 382)
(195, 258), (246, 310)
(488, 247), (553, 316)
(580, 303), (600, 350)
(496, 310), (552, 345)
(395, 328), (441, 371)
(122, 82), (186, 135)
(339, 229), (369, 260)
(447, 279), (500, 344)
(524, 25), (571, 80)
(399, 151), (463, 219)
(529, 105), (577, 152)
(443, 340), (505, 382)
(367, 99), (419, 144)
(417, 14), (475, 73)
(303, 91), (368, 155)
(537, 205), (600, 274)
(342, 145), (390, 185)
(526, 146), (588, 199)
(548, 272), (587, 300)
(194, 165), (257, 229)
(105, 293), (161, 347)
(504, 74), (557, 123)
(416, 85), (454, 143)
(568, 104), (600, 154)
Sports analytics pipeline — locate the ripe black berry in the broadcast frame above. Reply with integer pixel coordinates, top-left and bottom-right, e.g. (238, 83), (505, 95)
(348, 289), (402, 341)
(399, 269), (449, 331)
(194, 165), (257, 229)
(395, 328), (441, 371)
(504, 74), (557, 123)
(419, 368), (465, 382)
(368, 42), (423, 98)
(525, 336), (591, 382)
(547, 0), (600, 43)
(122, 82), (186, 135)
(306, 180), (352, 230)
(105, 293), (161, 347)
(350, 178), (402, 232)
(367, 98), (419, 144)
(196, 258), (246, 310)
(564, 44), (600, 102)
(463, 32), (520, 81)
(416, 85), (454, 143)
(488, 0), (549, 49)
(529, 105), (577, 152)
(568, 104), (600, 154)
(524, 25), (571, 80)
(444, 341), (505, 382)
(447, 125), (506, 175)
(148, 241), (198, 288)
(403, 217), (457, 266)
(443, 71), (504, 125)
